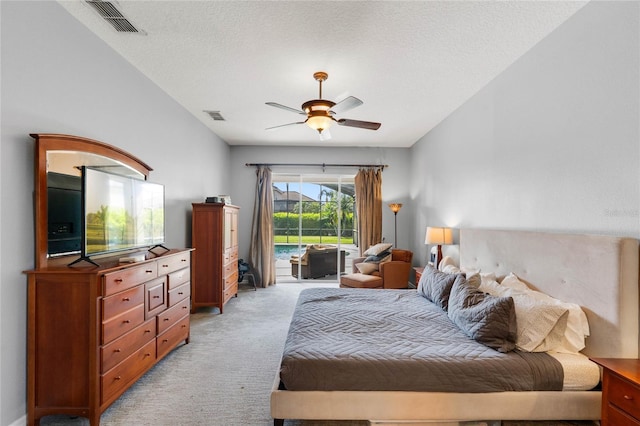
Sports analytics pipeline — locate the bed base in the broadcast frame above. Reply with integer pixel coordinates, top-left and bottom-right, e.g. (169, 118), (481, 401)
(271, 383), (601, 425)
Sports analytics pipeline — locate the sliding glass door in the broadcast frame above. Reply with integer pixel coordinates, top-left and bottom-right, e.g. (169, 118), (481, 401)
(272, 173), (356, 282)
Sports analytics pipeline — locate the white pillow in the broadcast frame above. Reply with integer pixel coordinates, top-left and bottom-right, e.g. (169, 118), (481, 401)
(477, 275), (570, 352)
(438, 256), (457, 272)
(501, 273), (589, 353)
(355, 262), (378, 275)
(363, 243), (393, 256)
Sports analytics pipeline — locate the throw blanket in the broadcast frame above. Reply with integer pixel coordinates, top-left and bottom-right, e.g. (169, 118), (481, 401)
(280, 288), (563, 392)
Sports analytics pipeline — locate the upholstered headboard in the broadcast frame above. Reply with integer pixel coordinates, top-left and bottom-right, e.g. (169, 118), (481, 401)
(459, 229), (639, 359)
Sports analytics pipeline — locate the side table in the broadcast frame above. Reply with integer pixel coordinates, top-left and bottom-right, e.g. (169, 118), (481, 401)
(413, 267), (424, 288)
(591, 357), (640, 425)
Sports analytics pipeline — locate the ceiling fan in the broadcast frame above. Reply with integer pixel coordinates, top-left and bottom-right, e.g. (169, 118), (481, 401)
(266, 71), (381, 140)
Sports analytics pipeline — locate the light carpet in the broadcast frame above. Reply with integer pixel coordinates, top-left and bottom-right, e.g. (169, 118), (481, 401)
(40, 282), (598, 426)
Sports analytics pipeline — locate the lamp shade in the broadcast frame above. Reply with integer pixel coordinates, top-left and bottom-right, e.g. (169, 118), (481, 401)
(425, 227), (453, 245)
(388, 203), (403, 213)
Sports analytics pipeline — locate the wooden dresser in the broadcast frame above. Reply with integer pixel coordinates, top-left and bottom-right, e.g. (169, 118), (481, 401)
(592, 358), (640, 425)
(25, 248), (192, 426)
(191, 202), (239, 313)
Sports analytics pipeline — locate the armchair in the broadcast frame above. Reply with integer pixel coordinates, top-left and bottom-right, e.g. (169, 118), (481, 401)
(340, 249), (413, 289)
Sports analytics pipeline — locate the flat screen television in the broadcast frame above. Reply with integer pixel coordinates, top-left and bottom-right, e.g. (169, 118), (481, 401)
(72, 166), (165, 265)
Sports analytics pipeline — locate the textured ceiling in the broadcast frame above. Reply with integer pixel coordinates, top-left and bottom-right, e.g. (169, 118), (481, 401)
(57, 1), (587, 148)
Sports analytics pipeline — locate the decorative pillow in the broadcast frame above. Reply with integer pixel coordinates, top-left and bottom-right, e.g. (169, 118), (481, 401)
(447, 279), (517, 353)
(417, 265), (463, 311)
(478, 274), (570, 352)
(501, 273), (589, 353)
(355, 262), (378, 275)
(363, 243), (393, 256)
(364, 250), (391, 263)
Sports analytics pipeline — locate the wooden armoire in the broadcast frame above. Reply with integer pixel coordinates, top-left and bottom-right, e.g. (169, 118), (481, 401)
(191, 202), (239, 313)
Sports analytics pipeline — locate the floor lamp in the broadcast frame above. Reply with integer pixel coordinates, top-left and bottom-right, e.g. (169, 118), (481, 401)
(388, 203), (403, 247)
(425, 227), (452, 268)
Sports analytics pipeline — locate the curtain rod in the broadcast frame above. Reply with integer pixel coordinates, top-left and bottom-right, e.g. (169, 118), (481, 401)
(245, 162), (388, 170)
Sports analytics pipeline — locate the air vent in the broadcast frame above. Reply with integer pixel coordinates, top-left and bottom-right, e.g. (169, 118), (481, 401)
(204, 111), (226, 121)
(85, 0), (143, 33)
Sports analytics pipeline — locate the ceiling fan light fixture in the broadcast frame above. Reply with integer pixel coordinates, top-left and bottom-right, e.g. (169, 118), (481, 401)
(302, 99), (335, 133)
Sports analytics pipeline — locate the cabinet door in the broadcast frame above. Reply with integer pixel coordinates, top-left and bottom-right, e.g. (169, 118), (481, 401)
(224, 208), (238, 250)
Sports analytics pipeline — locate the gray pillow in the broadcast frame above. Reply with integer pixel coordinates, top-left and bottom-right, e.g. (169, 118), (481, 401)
(417, 265), (463, 311)
(447, 278), (517, 353)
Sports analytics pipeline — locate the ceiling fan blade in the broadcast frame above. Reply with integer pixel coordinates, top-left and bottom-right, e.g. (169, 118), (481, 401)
(331, 96), (363, 114)
(337, 118), (381, 130)
(265, 102), (305, 115)
(266, 122), (305, 131)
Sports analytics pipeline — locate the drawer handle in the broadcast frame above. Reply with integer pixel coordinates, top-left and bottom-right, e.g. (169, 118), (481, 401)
(114, 376), (121, 381)
(164, 318), (170, 321)
(178, 292), (184, 295)
(181, 259), (187, 262)
(163, 339), (169, 343)
(145, 329), (152, 333)
(182, 324), (187, 328)
(153, 295), (160, 299)
(162, 264), (169, 268)
(114, 348), (121, 353)
(123, 320), (130, 324)
(122, 297), (130, 301)
(182, 306), (188, 309)
(114, 279), (123, 283)
(624, 395), (634, 400)
(145, 270), (153, 274)
(145, 353), (152, 357)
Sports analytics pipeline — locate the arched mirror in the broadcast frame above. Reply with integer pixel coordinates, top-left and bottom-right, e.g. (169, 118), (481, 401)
(32, 134), (152, 268)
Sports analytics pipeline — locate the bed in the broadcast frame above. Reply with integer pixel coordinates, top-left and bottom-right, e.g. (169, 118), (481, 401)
(271, 229), (640, 425)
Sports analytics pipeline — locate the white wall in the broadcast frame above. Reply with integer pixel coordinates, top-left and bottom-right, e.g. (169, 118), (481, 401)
(409, 1), (640, 264)
(229, 146), (413, 262)
(0, 2), (230, 424)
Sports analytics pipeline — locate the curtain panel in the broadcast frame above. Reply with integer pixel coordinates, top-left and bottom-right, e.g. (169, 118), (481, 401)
(249, 166), (276, 287)
(354, 168), (383, 255)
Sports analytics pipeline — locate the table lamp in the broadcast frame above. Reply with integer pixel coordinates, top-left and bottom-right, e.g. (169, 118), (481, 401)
(425, 227), (453, 268)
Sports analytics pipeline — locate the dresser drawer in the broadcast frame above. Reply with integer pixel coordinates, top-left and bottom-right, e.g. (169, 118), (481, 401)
(145, 277), (167, 319)
(608, 372), (640, 421)
(157, 315), (190, 360)
(101, 318), (156, 373)
(102, 304), (145, 344)
(101, 339), (156, 404)
(103, 263), (158, 297)
(102, 286), (144, 321)
(607, 404), (640, 426)
(157, 298), (190, 334)
(168, 282), (190, 307)
(158, 252), (191, 276)
(223, 280), (238, 302)
(224, 270), (238, 290)
(223, 247), (238, 263)
(167, 267), (190, 289)
(223, 261), (237, 279)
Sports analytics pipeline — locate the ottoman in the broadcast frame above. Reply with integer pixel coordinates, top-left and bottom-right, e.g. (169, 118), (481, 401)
(339, 273), (383, 289)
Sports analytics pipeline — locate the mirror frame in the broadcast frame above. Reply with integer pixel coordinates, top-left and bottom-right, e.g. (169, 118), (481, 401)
(32, 133), (153, 268)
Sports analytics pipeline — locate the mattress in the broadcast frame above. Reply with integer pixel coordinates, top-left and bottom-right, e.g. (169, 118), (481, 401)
(279, 288), (598, 393)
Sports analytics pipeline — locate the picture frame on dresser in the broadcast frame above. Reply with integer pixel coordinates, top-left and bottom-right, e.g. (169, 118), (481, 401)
(25, 134), (192, 426)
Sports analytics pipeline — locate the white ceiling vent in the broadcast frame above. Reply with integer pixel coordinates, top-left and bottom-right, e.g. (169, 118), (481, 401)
(204, 111), (226, 121)
(85, 1), (144, 34)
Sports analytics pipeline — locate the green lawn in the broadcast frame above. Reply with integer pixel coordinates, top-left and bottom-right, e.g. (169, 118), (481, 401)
(274, 235), (353, 244)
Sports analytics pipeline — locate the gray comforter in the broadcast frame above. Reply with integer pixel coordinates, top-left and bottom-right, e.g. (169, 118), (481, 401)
(279, 287), (563, 392)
